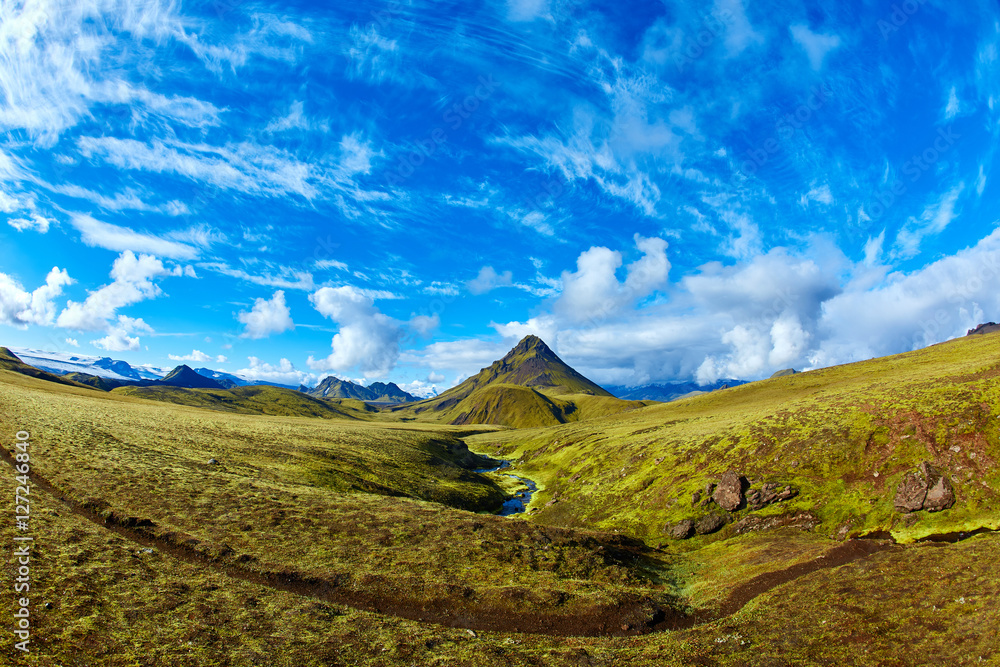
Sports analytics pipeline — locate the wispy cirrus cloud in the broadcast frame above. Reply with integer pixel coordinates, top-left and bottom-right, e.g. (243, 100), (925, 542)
(69, 213), (201, 260)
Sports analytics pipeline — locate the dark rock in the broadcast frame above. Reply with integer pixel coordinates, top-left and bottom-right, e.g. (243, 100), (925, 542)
(967, 322), (1000, 336)
(668, 519), (695, 540)
(894, 472), (927, 512)
(923, 474), (955, 512)
(731, 511), (820, 535)
(894, 462), (956, 513)
(695, 514), (727, 535)
(713, 471), (744, 511)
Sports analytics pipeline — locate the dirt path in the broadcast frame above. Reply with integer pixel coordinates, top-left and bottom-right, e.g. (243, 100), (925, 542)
(2, 446), (898, 638)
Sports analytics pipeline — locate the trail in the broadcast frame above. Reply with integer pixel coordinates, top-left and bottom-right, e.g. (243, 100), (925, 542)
(3, 445), (906, 638)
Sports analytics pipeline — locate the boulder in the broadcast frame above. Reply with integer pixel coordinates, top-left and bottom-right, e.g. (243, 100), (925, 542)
(668, 519), (695, 540)
(923, 474), (955, 513)
(695, 514), (727, 535)
(894, 462), (956, 513)
(894, 472), (928, 512)
(712, 471), (744, 511)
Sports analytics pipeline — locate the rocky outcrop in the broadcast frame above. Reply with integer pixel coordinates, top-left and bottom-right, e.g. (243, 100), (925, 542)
(746, 483), (798, 510)
(695, 514), (727, 535)
(967, 322), (1000, 336)
(894, 462), (955, 513)
(712, 471), (745, 511)
(731, 511), (820, 535)
(667, 519), (695, 540)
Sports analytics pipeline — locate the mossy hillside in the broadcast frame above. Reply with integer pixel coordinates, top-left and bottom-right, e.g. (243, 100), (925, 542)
(468, 333), (1000, 545)
(4, 436), (998, 666)
(1, 369), (502, 510)
(0, 368), (683, 624)
(396, 337), (651, 428)
(111, 384), (375, 420)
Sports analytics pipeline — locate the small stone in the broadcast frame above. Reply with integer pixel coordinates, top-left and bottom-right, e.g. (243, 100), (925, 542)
(44, 602), (53, 610)
(466, 629), (477, 638)
(691, 491), (702, 506)
(208, 458), (219, 465)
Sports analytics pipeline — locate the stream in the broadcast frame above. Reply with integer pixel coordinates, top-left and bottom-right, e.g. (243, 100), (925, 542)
(475, 460), (538, 516)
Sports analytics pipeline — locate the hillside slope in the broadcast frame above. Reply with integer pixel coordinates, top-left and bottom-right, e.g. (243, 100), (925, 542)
(468, 332), (1000, 545)
(111, 384), (375, 420)
(395, 336), (648, 428)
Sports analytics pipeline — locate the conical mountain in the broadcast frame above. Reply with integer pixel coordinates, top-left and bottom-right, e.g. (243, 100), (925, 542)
(402, 336), (645, 428)
(160, 365), (226, 389)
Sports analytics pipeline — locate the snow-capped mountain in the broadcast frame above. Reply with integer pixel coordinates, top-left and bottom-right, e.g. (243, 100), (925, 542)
(9, 348), (165, 382)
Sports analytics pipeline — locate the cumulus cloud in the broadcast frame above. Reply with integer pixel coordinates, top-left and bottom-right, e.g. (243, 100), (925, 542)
(91, 315), (152, 352)
(467, 266), (514, 294)
(0, 267), (74, 327)
(237, 291), (294, 339)
(168, 350), (214, 363)
(553, 235), (670, 324)
(235, 357), (316, 387)
(307, 286), (404, 377)
(57, 251), (176, 332)
(65, 337), (79, 347)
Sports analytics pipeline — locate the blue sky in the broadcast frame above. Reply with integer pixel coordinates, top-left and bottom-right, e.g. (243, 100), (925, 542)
(1, 0), (999, 394)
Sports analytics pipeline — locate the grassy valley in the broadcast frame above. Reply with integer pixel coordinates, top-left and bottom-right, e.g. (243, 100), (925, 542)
(1, 335), (998, 665)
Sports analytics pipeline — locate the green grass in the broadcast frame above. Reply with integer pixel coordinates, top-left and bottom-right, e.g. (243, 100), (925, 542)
(2, 334), (1000, 665)
(467, 333), (1000, 545)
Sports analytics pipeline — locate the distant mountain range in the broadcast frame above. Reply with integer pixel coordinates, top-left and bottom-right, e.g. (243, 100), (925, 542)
(603, 379), (747, 402)
(310, 376), (418, 403)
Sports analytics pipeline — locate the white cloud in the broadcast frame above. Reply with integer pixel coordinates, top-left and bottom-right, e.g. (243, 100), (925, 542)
(7, 213), (53, 233)
(77, 136), (321, 200)
(507, 0), (550, 22)
(715, 0), (765, 56)
(236, 356), (316, 387)
(467, 266), (514, 295)
(65, 338), (79, 347)
(237, 291), (294, 339)
(0, 189), (22, 213)
(976, 164), (987, 197)
(70, 213), (199, 260)
(0, 267), (74, 327)
(789, 24), (842, 71)
(57, 251), (175, 333)
(894, 184), (964, 259)
(200, 262), (315, 291)
(552, 235), (670, 324)
(945, 87), (960, 120)
(168, 350), (214, 363)
(308, 286), (404, 377)
(91, 315), (152, 352)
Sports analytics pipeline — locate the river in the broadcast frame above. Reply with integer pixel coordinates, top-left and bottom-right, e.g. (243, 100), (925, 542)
(474, 460), (538, 516)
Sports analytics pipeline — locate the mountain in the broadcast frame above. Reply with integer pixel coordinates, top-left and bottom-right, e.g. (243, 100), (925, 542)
(769, 368), (799, 378)
(967, 322), (1000, 336)
(160, 365), (227, 389)
(310, 377), (418, 403)
(0, 347), (98, 390)
(604, 379), (746, 402)
(9, 347), (158, 381)
(397, 336), (648, 428)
